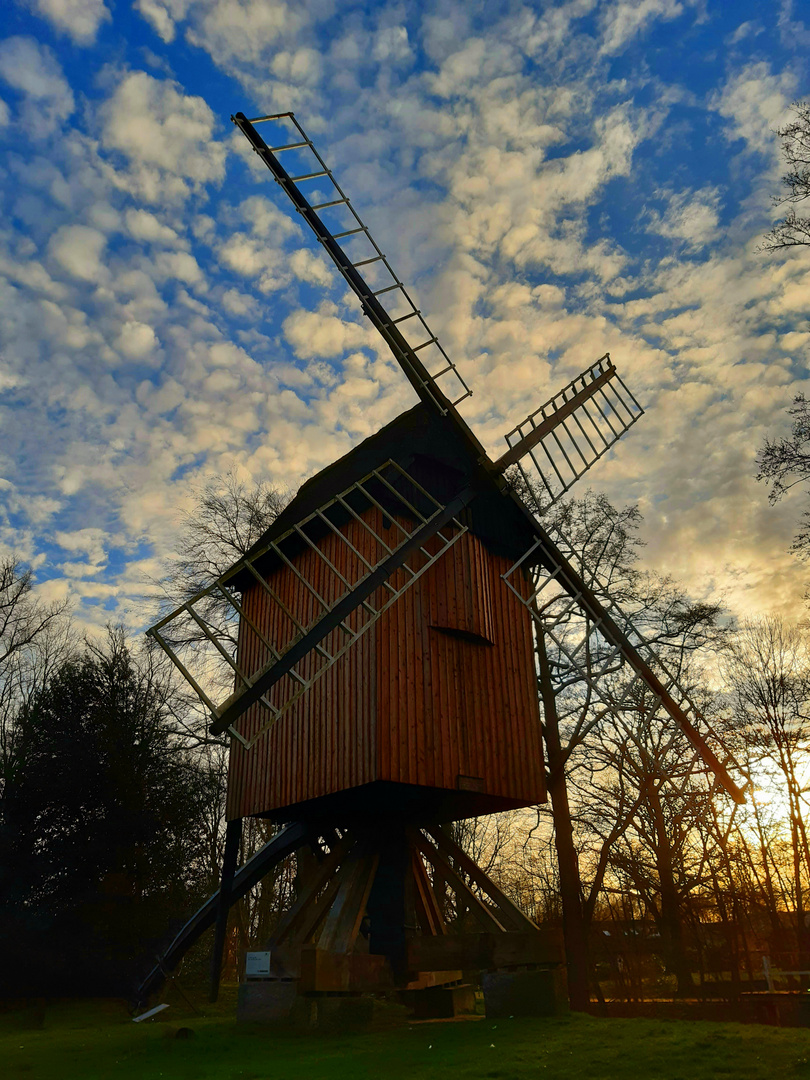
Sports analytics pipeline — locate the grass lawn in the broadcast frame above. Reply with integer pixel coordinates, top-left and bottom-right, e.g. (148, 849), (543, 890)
(4, 989), (810, 1080)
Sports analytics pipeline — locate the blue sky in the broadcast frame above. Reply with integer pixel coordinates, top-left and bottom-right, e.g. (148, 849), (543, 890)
(0, 0), (808, 633)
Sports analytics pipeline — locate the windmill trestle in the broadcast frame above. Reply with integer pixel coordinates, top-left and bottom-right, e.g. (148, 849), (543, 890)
(237, 821), (564, 1021)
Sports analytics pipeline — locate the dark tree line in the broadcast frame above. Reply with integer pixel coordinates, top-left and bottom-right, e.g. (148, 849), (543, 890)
(0, 472), (288, 998)
(0, 618), (223, 995)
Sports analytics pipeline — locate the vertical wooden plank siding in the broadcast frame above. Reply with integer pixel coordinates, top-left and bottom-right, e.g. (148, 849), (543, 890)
(374, 531), (544, 804)
(226, 508), (383, 819)
(226, 512), (545, 820)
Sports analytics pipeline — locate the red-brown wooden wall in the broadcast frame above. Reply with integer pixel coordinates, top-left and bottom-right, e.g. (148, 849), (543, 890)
(226, 508), (545, 820)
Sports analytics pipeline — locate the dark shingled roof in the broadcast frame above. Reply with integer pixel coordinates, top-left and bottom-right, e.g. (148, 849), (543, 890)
(234, 403), (539, 586)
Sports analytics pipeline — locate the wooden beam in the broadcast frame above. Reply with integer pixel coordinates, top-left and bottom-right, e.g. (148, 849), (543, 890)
(209, 817), (242, 1003)
(426, 825), (538, 933)
(269, 835), (353, 947)
(409, 829), (507, 934)
(493, 363), (615, 471)
(318, 848), (380, 954)
(411, 847), (446, 936)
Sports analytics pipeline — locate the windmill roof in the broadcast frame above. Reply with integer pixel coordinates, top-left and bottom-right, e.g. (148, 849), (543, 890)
(238, 402), (538, 576)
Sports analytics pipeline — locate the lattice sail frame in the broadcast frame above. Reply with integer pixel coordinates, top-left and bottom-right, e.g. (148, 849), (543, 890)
(235, 111), (472, 413)
(501, 355), (643, 509)
(501, 524), (745, 796)
(148, 461), (468, 748)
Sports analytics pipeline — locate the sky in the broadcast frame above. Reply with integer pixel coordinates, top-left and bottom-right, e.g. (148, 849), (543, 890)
(0, 0), (808, 637)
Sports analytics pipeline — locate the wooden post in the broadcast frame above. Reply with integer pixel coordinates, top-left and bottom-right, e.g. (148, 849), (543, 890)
(367, 830), (411, 981)
(209, 817), (243, 1003)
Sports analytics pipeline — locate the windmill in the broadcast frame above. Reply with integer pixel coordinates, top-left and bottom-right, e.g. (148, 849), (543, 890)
(138, 112), (744, 1015)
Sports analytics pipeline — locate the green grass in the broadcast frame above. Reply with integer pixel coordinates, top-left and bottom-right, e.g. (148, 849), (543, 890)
(4, 990), (810, 1080)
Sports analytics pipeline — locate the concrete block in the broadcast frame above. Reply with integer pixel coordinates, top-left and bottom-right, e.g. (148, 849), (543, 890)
(409, 984), (477, 1019)
(483, 968), (567, 1018)
(237, 979), (298, 1022)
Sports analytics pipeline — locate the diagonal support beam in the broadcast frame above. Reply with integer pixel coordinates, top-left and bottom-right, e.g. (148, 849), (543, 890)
(426, 825), (538, 933)
(411, 846), (447, 936)
(269, 835), (354, 948)
(135, 820), (311, 1004)
(409, 828), (508, 933)
(318, 847), (380, 954)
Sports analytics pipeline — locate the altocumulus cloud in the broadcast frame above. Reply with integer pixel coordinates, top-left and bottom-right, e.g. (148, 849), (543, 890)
(0, 0), (808, 634)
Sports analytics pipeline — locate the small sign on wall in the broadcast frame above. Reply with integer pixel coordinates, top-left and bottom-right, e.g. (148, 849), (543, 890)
(245, 951), (271, 978)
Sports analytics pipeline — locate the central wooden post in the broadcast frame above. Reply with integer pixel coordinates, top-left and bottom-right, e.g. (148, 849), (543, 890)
(366, 828), (411, 982)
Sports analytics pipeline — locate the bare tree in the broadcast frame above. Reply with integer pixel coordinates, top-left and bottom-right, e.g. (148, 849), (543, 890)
(0, 556), (70, 669)
(522, 490), (643, 1009)
(589, 689), (721, 996)
(0, 556), (72, 791)
(757, 394), (810, 562)
(517, 483), (731, 1008)
(723, 618), (810, 951)
(147, 470), (290, 747)
(761, 100), (810, 252)
(161, 469), (290, 604)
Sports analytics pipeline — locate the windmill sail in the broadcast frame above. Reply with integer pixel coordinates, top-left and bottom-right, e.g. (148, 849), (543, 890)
(497, 355), (643, 508)
(233, 112), (473, 416)
(501, 514), (745, 803)
(148, 461), (471, 745)
(155, 107), (744, 805)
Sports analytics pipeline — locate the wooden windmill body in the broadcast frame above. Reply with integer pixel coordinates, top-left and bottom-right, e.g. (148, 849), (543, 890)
(140, 112), (744, 1011)
(228, 404), (545, 827)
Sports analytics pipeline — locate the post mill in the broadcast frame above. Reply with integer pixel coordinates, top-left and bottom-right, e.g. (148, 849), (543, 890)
(138, 112), (744, 1018)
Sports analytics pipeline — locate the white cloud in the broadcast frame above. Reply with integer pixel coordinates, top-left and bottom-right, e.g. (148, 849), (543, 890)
(712, 62), (797, 157)
(99, 70), (226, 203)
(135, 0), (189, 43)
(777, 0), (810, 49)
(289, 248), (333, 287)
(48, 224), (108, 283)
(270, 47), (320, 85)
(283, 306), (373, 359)
(186, 0), (303, 68)
(599, 0), (687, 56)
(0, 36), (74, 137)
(372, 25), (412, 64)
(726, 21), (763, 46)
(25, 0), (111, 45)
(125, 208), (183, 246)
(153, 250), (205, 285)
(220, 287), (260, 316)
(115, 320), (159, 360)
(647, 188), (721, 251)
(53, 526), (109, 564)
(237, 195), (298, 240)
(216, 233), (292, 292)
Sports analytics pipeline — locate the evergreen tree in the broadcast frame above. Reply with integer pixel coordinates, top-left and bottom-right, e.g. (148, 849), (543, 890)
(0, 628), (220, 995)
